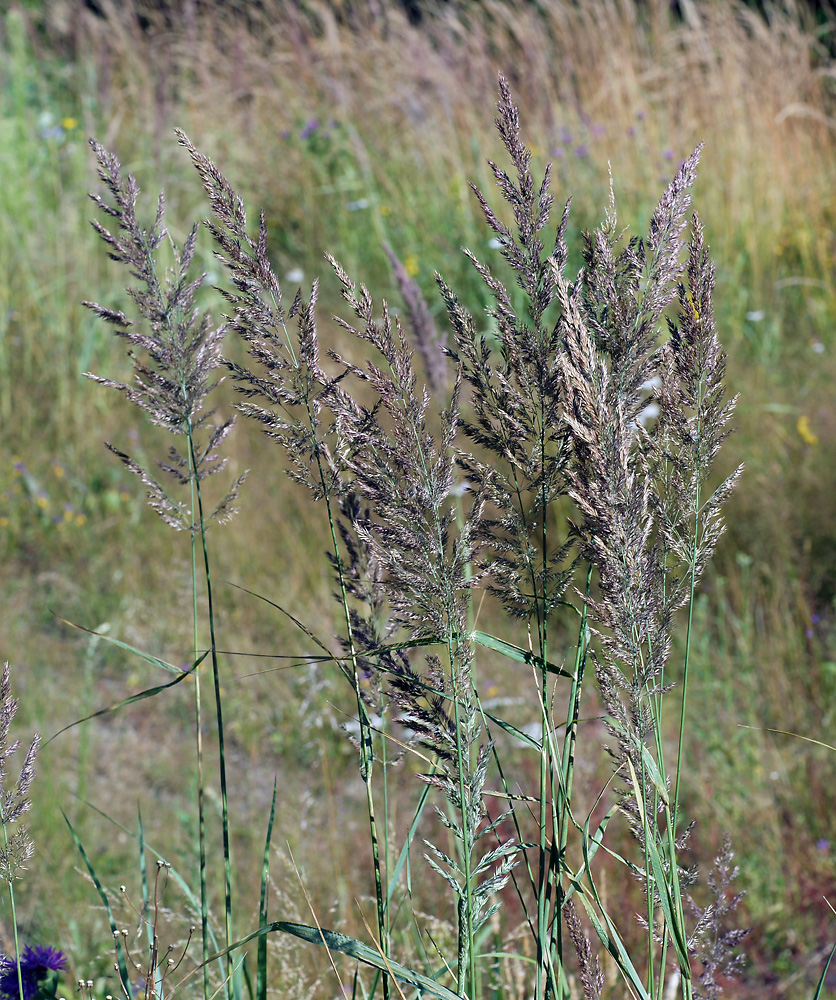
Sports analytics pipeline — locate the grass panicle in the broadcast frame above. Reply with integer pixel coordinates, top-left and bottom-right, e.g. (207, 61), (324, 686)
(83, 140), (245, 530)
(83, 139), (244, 999)
(0, 663), (41, 1000)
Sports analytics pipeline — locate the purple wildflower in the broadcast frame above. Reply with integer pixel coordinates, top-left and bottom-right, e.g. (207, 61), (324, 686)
(299, 119), (319, 140)
(574, 144), (589, 158)
(662, 148), (675, 161)
(0, 946), (66, 1000)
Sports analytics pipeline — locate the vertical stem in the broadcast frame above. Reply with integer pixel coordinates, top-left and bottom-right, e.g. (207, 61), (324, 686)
(448, 635), (475, 999)
(2, 820), (24, 1000)
(188, 429), (233, 998)
(317, 465), (390, 1000)
(189, 473), (209, 1000)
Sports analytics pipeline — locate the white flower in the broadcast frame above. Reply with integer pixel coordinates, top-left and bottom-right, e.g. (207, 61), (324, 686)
(284, 268), (304, 284)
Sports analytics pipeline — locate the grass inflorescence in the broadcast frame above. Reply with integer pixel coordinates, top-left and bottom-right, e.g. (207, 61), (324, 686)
(57, 72), (745, 1000)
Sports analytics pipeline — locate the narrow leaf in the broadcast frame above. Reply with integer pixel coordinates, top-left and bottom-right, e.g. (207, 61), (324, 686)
(472, 630), (572, 678)
(46, 651), (208, 743)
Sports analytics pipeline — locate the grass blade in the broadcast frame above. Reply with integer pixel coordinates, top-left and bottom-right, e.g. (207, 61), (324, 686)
(63, 811), (131, 991)
(813, 940), (836, 1000)
(274, 923), (462, 1000)
(46, 651), (208, 743)
(257, 780), (278, 1000)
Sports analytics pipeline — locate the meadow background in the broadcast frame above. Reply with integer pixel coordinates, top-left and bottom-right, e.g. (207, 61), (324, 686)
(1, 0), (836, 995)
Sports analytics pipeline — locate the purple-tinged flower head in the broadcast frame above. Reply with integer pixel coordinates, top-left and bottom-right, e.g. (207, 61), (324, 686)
(591, 123), (606, 138)
(0, 945), (67, 1000)
(552, 147), (565, 158)
(662, 148), (675, 161)
(280, 128), (291, 140)
(811, 613), (821, 625)
(817, 838), (830, 853)
(574, 145), (589, 158)
(627, 125), (636, 138)
(636, 109), (646, 120)
(560, 126), (573, 145)
(299, 119), (319, 140)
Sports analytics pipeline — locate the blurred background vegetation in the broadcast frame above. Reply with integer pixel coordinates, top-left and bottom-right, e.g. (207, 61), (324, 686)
(2, 0), (836, 994)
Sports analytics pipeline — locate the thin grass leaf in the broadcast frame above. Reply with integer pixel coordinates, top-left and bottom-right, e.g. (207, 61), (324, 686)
(55, 615), (188, 674)
(739, 725), (836, 754)
(625, 761), (690, 979)
(46, 652), (208, 744)
(386, 781), (432, 909)
(813, 940), (836, 1000)
(257, 780), (278, 1000)
(472, 631), (572, 679)
(273, 923), (462, 1000)
(568, 882), (651, 1000)
(63, 811), (131, 990)
(74, 797), (224, 965)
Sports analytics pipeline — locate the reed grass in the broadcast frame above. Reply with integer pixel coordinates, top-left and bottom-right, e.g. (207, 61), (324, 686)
(57, 69), (748, 999)
(3, 1), (836, 995)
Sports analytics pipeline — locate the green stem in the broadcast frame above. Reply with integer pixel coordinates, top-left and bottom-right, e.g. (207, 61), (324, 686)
(305, 387), (390, 1000)
(189, 473), (209, 1000)
(448, 632), (475, 999)
(188, 428), (233, 998)
(2, 821), (24, 1000)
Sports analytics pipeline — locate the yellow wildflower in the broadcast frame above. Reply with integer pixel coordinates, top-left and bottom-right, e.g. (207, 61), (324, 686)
(797, 415), (819, 447)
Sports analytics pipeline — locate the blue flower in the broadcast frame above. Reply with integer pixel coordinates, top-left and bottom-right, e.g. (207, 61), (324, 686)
(0, 945), (67, 1000)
